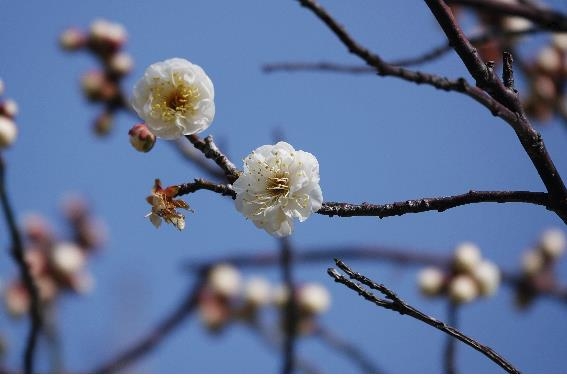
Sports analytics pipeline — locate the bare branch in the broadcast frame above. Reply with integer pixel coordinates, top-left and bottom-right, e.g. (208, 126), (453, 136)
(318, 190), (551, 218)
(175, 179), (236, 199)
(328, 259), (520, 374)
(424, 0), (567, 221)
(312, 324), (383, 373)
(0, 155), (42, 373)
(185, 135), (240, 183)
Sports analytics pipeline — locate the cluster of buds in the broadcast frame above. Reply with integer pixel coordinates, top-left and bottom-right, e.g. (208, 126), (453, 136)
(4, 196), (106, 317)
(197, 264), (331, 334)
(59, 19), (132, 136)
(449, 2), (533, 65)
(523, 34), (567, 123)
(516, 228), (566, 308)
(418, 242), (501, 305)
(0, 79), (18, 149)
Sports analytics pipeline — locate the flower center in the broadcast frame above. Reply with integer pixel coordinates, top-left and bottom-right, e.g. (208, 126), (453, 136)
(266, 172), (290, 198)
(150, 72), (200, 123)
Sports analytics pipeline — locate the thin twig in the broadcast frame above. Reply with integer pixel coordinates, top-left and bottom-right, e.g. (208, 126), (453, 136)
(93, 276), (206, 373)
(298, 0), (567, 223)
(446, 0), (567, 32)
(328, 259), (520, 374)
(279, 237), (297, 374)
(171, 139), (227, 182)
(185, 135), (240, 183)
(0, 155), (42, 373)
(175, 179), (236, 199)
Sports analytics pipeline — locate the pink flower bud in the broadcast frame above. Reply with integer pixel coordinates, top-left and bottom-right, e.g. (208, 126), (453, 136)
(129, 123), (156, 152)
(108, 52), (134, 76)
(0, 99), (18, 119)
(59, 28), (87, 51)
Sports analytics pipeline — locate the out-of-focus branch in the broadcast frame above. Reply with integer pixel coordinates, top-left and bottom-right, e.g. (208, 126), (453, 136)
(185, 135), (240, 183)
(446, 0), (567, 32)
(184, 245), (567, 307)
(312, 324), (383, 373)
(93, 276), (206, 373)
(444, 303), (458, 374)
(279, 237), (298, 374)
(0, 155), (42, 374)
(424, 0), (567, 222)
(262, 28), (542, 73)
(328, 259), (520, 374)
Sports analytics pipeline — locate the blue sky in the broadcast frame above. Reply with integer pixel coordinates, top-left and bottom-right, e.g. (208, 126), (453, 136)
(0, 0), (567, 373)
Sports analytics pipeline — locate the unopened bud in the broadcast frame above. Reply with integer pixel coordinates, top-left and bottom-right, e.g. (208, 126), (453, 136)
(533, 75), (557, 101)
(453, 242), (482, 273)
(297, 283), (331, 315)
(472, 260), (500, 296)
(417, 267), (444, 296)
(244, 277), (271, 307)
(448, 275), (478, 304)
(94, 112), (113, 136)
(502, 16), (532, 35)
(0, 116), (17, 148)
(51, 242), (86, 276)
(5, 282), (29, 317)
(521, 249), (544, 276)
(539, 228), (566, 259)
(129, 123), (156, 153)
(208, 264), (241, 298)
(59, 28), (87, 51)
(109, 52), (133, 76)
(537, 46), (561, 73)
(89, 19), (127, 52)
(0, 99), (18, 118)
(552, 33), (567, 52)
(81, 70), (106, 101)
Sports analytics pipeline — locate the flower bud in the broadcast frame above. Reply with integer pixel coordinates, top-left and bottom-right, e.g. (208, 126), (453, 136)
(521, 249), (544, 277)
(94, 112), (114, 136)
(81, 70), (107, 101)
(417, 267), (444, 296)
(109, 52), (133, 76)
(244, 276), (271, 307)
(297, 283), (331, 315)
(448, 275), (478, 304)
(89, 19), (127, 52)
(22, 213), (53, 244)
(51, 242), (86, 276)
(537, 46), (561, 73)
(453, 242), (482, 273)
(128, 123), (156, 153)
(208, 264), (241, 298)
(533, 75), (557, 101)
(0, 116), (17, 148)
(552, 33), (567, 52)
(0, 99), (18, 119)
(4, 282), (29, 317)
(59, 27), (87, 51)
(503, 17), (532, 34)
(472, 260), (500, 296)
(36, 276), (57, 302)
(272, 283), (290, 307)
(539, 228), (566, 259)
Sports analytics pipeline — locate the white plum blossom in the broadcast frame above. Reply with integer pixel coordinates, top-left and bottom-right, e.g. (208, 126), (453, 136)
(539, 228), (566, 259)
(131, 58), (215, 139)
(208, 264), (242, 298)
(472, 260), (500, 296)
(233, 142), (323, 237)
(448, 275), (478, 304)
(297, 283), (331, 315)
